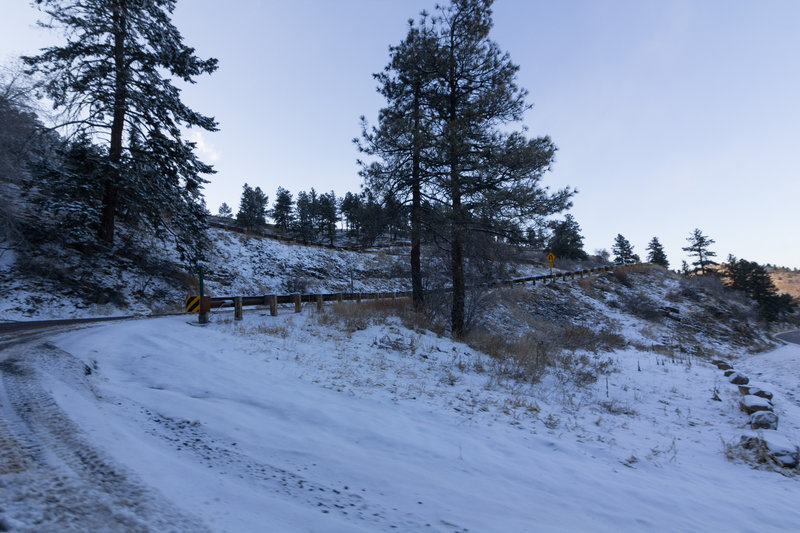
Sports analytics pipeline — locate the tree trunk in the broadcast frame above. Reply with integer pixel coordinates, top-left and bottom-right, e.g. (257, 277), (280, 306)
(447, 37), (465, 337)
(410, 87), (424, 311)
(99, 1), (128, 244)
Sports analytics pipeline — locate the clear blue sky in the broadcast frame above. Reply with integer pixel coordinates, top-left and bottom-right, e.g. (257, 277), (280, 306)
(2, 1), (799, 268)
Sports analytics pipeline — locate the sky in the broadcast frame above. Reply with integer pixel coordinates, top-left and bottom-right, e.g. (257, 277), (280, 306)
(1, 0), (799, 268)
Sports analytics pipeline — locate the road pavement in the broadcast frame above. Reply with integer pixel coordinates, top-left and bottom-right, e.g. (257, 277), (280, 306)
(776, 330), (800, 345)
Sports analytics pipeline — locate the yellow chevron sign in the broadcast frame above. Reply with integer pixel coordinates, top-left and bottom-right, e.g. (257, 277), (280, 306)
(185, 295), (201, 313)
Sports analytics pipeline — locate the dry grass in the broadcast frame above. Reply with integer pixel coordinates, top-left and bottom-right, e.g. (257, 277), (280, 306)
(770, 268), (800, 300)
(316, 298), (440, 336)
(463, 326), (619, 385)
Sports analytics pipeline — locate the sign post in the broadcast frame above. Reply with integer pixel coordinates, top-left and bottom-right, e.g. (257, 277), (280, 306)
(198, 265), (209, 324)
(546, 252), (555, 271)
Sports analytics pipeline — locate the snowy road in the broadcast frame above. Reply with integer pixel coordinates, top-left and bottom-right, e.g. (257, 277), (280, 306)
(2, 315), (800, 532)
(0, 329), (208, 531)
(776, 330), (800, 345)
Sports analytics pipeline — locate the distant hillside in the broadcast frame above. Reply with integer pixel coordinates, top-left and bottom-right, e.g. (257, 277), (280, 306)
(768, 267), (800, 300)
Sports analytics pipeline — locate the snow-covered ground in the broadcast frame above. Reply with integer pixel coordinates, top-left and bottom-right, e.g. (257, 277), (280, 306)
(2, 308), (799, 532)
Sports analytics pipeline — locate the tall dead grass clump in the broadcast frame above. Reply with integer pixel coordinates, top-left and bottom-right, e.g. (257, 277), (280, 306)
(317, 298), (444, 335)
(464, 323), (621, 385)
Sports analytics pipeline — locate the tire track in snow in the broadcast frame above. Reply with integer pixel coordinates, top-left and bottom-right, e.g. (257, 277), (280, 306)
(136, 405), (432, 530)
(0, 342), (209, 532)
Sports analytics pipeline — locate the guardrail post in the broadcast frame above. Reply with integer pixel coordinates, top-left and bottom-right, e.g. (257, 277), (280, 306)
(356, 292), (362, 304)
(391, 291), (397, 300)
(199, 296), (210, 324)
(316, 294), (324, 312)
(337, 293), (343, 303)
(269, 294), (278, 316)
(234, 297), (243, 320)
(294, 294), (301, 313)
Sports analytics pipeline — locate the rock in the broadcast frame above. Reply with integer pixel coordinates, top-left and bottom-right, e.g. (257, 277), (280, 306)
(751, 388), (773, 401)
(750, 411), (779, 430)
(741, 395), (773, 415)
(724, 369), (735, 377)
(728, 372), (749, 385)
(737, 385), (772, 400)
(712, 359), (733, 370)
(740, 433), (799, 468)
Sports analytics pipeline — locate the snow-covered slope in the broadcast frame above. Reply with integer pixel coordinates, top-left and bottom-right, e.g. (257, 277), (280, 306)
(2, 311), (798, 531)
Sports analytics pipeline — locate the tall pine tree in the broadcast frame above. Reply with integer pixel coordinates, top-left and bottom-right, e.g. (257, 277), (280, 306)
(23, 0), (218, 258)
(646, 236), (669, 268)
(271, 187), (294, 232)
(361, 0), (572, 334)
(357, 14), (438, 310)
(612, 234), (639, 264)
(548, 214), (587, 260)
(682, 228), (717, 274)
(236, 183), (268, 231)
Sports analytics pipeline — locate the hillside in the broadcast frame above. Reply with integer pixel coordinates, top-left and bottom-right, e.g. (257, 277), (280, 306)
(770, 267), (800, 301)
(2, 226), (800, 530)
(2, 283), (799, 530)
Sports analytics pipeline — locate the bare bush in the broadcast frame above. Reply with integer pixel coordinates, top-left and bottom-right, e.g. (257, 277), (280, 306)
(621, 291), (663, 321)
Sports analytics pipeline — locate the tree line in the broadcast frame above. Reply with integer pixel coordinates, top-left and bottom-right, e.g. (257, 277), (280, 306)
(608, 229), (794, 321)
(218, 184), (409, 248)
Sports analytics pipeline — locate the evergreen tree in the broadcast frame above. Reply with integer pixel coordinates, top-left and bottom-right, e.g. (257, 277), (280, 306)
(340, 191), (363, 236)
(431, 0), (573, 335)
(271, 187), (294, 232)
(367, 0), (572, 334)
(382, 191), (408, 241)
(23, 0), (218, 250)
(357, 192), (386, 247)
(525, 226), (548, 249)
(722, 255), (795, 321)
(217, 202), (233, 218)
(646, 236), (669, 268)
(294, 190), (315, 244)
(682, 228), (717, 274)
(236, 183), (268, 231)
(317, 191), (339, 246)
(27, 135), (105, 244)
(547, 214), (587, 260)
(612, 234), (639, 264)
(357, 14), (438, 310)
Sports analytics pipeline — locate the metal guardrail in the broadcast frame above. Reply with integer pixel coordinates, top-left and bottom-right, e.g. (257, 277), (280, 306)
(190, 264), (634, 319)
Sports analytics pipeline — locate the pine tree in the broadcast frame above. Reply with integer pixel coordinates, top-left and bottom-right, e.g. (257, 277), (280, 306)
(646, 237), (669, 268)
(361, 0), (575, 329)
(612, 234), (639, 264)
(357, 192), (386, 247)
(317, 191), (339, 246)
(271, 187), (294, 232)
(382, 191), (408, 241)
(217, 202), (233, 218)
(548, 214), (587, 260)
(722, 255), (795, 321)
(682, 228), (717, 274)
(357, 14), (438, 310)
(340, 191), (362, 236)
(293, 190), (315, 244)
(23, 0), (217, 251)
(26, 135), (105, 244)
(236, 183), (268, 231)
